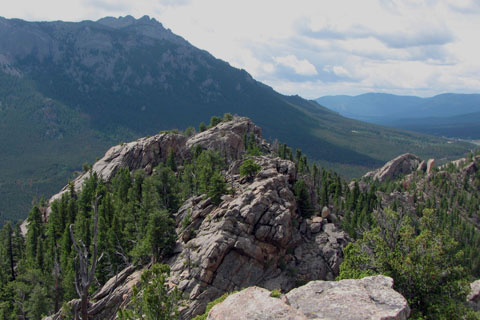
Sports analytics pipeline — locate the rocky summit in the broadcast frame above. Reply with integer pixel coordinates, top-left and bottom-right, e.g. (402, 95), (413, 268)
(42, 116), (349, 319)
(169, 155), (347, 318)
(207, 276), (410, 320)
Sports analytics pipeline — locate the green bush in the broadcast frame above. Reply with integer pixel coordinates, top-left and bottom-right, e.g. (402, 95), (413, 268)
(192, 292), (236, 320)
(239, 159), (261, 181)
(270, 289), (281, 298)
(339, 208), (471, 319)
(117, 264), (180, 320)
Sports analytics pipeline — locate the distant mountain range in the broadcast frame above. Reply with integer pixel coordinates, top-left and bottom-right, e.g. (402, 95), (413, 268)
(0, 16), (472, 222)
(316, 93), (480, 139)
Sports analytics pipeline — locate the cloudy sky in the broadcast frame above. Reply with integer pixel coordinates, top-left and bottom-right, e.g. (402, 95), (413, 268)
(2, 0), (480, 98)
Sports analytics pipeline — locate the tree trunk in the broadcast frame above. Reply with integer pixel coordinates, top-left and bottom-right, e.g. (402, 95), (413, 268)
(8, 229), (15, 281)
(81, 288), (89, 320)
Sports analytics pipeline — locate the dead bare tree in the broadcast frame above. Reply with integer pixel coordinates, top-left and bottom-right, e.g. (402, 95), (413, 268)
(70, 195), (103, 320)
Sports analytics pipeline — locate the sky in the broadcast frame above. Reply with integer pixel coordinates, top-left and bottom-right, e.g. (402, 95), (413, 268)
(2, 0), (480, 99)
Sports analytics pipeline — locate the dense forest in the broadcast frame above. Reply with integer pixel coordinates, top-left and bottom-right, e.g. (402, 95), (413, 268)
(0, 115), (480, 319)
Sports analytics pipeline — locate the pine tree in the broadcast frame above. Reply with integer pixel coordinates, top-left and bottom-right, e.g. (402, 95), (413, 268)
(25, 205), (43, 266)
(207, 172), (227, 205)
(239, 158), (261, 181)
(166, 148), (177, 172)
(293, 179), (313, 217)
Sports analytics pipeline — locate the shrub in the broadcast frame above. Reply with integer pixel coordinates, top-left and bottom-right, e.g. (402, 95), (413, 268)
(239, 159), (261, 181)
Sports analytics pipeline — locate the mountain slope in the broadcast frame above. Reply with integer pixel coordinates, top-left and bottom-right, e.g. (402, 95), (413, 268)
(384, 111), (480, 139)
(316, 93), (480, 139)
(0, 15), (472, 222)
(1, 117), (477, 319)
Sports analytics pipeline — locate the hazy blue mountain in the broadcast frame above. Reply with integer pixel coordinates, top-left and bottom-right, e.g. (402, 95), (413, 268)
(385, 111), (480, 139)
(0, 16), (472, 222)
(316, 93), (424, 122)
(316, 93), (480, 139)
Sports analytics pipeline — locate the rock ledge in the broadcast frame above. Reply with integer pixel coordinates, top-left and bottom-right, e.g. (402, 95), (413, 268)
(207, 275), (410, 320)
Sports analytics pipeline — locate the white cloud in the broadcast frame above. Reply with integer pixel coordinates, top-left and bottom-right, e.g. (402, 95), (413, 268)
(1, 0), (480, 98)
(274, 55), (318, 76)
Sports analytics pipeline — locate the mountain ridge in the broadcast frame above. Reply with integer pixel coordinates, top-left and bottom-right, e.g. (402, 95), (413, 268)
(316, 92), (480, 139)
(0, 15), (472, 222)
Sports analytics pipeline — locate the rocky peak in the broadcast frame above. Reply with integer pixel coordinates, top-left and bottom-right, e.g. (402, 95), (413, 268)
(21, 116), (266, 235)
(41, 116), (348, 319)
(168, 154), (346, 318)
(96, 15), (142, 29)
(363, 153), (422, 182)
(48, 116), (263, 206)
(96, 15), (185, 44)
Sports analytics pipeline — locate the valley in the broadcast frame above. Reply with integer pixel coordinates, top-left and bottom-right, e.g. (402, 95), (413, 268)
(0, 11), (479, 320)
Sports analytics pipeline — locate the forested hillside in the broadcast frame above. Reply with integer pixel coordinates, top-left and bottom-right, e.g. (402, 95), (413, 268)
(316, 93), (480, 139)
(0, 116), (479, 319)
(0, 15), (472, 223)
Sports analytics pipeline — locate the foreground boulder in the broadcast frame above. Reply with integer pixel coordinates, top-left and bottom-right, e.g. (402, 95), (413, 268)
(207, 276), (410, 320)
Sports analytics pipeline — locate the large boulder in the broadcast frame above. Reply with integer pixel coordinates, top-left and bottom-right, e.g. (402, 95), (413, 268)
(207, 287), (307, 320)
(426, 158), (435, 175)
(207, 275), (410, 320)
(186, 116), (268, 160)
(363, 153), (421, 182)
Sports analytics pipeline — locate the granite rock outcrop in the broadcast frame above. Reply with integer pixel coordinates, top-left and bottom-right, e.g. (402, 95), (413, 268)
(207, 275), (410, 320)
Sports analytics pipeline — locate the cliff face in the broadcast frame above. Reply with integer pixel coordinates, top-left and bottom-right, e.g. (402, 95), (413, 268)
(42, 116), (348, 319)
(169, 155), (346, 318)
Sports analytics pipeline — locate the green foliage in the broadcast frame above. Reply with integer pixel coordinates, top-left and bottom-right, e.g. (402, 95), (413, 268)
(199, 122), (207, 132)
(131, 210), (176, 264)
(82, 162), (90, 172)
(184, 126), (196, 138)
(0, 20), (474, 225)
(207, 172), (227, 205)
(192, 292), (235, 320)
(239, 159), (261, 181)
(243, 133), (261, 156)
(117, 264), (180, 320)
(196, 150), (226, 197)
(293, 179), (313, 218)
(166, 148), (177, 171)
(25, 205), (43, 267)
(270, 289), (281, 298)
(209, 116), (222, 128)
(339, 208), (471, 319)
(223, 113), (233, 121)
(0, 140), (243, 318)
(181, 210), (192, 232)
(277, 143), (293, 161)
